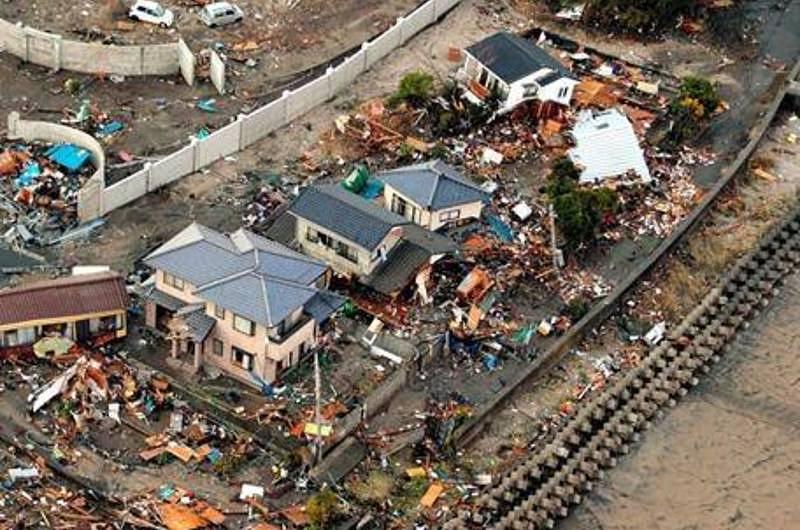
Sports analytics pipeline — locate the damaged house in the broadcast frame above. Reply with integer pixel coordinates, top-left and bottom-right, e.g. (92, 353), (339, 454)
(568, 108), (652, 184)
(459, 31), (578, 113)
(0, 272), (128, 349)
(268, 184), (456, 298)
(143, 223), (344, 387)
(376, 159), (488, 231)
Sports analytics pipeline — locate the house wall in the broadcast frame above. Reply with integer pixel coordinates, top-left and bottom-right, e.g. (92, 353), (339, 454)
(0, 310), (127, 345)
(200, 302), (316, 387)
(383, 185), (431, 228)
(294, 217), (396, 277)
(154, 270), (201, 305)
(429, 200), (484, 231)
(383, 184), (484, 231)
(536, 77), (579, 106)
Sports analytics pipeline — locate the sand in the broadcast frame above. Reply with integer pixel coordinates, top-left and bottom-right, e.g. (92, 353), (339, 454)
(561, 272), (800, 530)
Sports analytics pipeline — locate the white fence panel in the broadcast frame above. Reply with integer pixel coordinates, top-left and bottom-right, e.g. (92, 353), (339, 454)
(330, 52), (365, 94)
(436, 0), (461, 14)
(287, 74), (331, 122)
(365, 23), (403, 68)
(240, 99), (287, 148)
(102, 170), (149, 213)
(148, 145), (195, 191)
(194, 121), (241, 168)
(402, 1), (437, 40)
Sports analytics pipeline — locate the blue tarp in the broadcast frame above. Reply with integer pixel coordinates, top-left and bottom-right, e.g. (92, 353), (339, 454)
(14, 162), (41, 188)
(96, 121), (124, 137)
(45, 144), (91, 172)
(360, 178), (384, 200)
(486, 214), (515, 242)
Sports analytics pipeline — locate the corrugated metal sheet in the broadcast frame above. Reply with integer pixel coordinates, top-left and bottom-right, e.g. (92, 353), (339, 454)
(568, 108), (652, 184)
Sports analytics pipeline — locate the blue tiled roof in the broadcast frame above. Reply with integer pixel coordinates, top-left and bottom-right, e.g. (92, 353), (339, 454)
(376, 160), (487, 210)
(465, 31), (573, 84)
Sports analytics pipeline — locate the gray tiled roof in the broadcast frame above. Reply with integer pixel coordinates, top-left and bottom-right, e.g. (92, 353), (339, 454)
(183, 309), (217, 342)
(362, 241), (431, 296)
(304, 290), (346, 325)
(376, 160), (487, 210)
(288, 184), (409, 251)
(465, 31), (573, 84)
(144, 223), (328, 328)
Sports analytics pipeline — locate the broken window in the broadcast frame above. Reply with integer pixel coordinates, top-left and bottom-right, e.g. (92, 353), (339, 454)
(336, 241), (358, 263)
(232, 347), (254, 370)
(392, 194), (408, 216)
(523, 83), (540, 98)
(233, 314), (255, 336)
(306, 227), (319, 243)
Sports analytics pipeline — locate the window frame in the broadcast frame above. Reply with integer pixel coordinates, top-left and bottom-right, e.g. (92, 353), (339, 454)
(214, 304), (225, 320)
(212, 338), (224, 357)
(233, 314), (255, 336)
(163, 271), (185, 290)
(439, 209), (461, 222)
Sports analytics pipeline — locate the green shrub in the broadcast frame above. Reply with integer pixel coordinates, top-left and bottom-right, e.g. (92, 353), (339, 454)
(307, 489), (340, 526)
(388, 71), (435, 107)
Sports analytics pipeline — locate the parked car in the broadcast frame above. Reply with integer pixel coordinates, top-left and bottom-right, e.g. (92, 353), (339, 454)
(198, 2), (244, 28)
(128, 0), (175, 28)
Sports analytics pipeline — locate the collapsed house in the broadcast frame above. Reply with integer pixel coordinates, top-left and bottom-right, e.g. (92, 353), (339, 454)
(0, 272), (128, 349)
(268, 184), (456, 298)
(376, 159), (488, 231)
(143, 223), (344, 387)
(568, 108), (652, 184)
(459, 31), (579, 113)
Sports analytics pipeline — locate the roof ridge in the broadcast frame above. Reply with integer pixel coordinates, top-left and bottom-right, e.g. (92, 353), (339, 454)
(0, 272), (121, 297)
(146, 223), (237, 262)
(260, 274), (272, 327)
(194, 266), (255, 292)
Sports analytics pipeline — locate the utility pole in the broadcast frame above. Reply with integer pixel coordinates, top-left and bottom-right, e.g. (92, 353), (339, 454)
(314, 349), (322, 465)
(550, 204), (565, 271)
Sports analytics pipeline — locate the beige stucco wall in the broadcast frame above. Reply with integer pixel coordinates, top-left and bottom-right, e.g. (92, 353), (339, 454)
(383, 184), (484, 231)
(201, 301), (315, 385)
(154, 270), (201, 305)
(294, 217), (402, 277)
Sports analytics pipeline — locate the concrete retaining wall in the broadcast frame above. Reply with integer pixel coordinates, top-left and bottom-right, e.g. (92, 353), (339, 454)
(79, 0), (464, 220)
(0, 16), (180, 76)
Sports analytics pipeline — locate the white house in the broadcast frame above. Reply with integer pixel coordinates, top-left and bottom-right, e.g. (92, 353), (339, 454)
(459, 31), (578, 113)
(568, 108), (652, 184)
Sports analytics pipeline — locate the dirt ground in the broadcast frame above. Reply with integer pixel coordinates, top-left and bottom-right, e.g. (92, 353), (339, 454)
(0, 0), (417, 160)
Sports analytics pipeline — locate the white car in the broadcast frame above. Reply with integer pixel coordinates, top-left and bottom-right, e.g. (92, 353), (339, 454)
(129, 0), (175, 28)
(199, 2), (244, 28)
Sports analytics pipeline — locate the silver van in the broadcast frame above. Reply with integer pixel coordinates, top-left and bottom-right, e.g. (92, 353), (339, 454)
(198, 2), (244, 28)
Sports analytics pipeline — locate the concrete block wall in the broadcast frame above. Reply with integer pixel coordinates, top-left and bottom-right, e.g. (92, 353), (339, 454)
(102, 169), (148, 213)
(0, 16), (180, 76)
(0, 18), (26, 57)
(241, 99), (287, 148)
(195, 119), (242, 168)
(148, 145), (195, 190)
(287, 74), (331, 121)
(78, 0), (464, 220)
